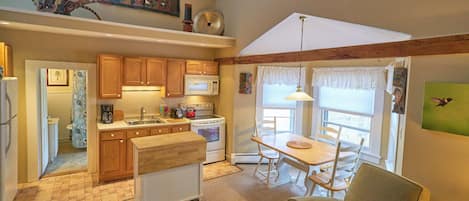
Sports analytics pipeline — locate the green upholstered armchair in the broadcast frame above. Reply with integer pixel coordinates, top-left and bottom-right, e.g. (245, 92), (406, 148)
(287, 163), (430, 201)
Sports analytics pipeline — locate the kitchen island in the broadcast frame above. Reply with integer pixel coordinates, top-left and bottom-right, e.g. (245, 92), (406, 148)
(131, 132), (206, 201)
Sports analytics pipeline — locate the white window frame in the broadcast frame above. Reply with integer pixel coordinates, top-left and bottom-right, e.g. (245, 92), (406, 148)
(312, 87), (384, 164)
(257, 84), (303, 134)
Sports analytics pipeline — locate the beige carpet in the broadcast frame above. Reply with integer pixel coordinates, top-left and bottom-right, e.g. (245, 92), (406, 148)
(203, 161), (243, 181)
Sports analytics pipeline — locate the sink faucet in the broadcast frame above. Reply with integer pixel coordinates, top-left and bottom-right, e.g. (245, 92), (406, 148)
(140, 107), (146, 120)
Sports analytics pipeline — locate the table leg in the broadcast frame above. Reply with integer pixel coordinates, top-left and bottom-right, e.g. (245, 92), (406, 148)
(304, 166), (319, 196)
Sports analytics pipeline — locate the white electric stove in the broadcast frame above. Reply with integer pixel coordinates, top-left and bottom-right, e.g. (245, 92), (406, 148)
(180, 103), (225, 164)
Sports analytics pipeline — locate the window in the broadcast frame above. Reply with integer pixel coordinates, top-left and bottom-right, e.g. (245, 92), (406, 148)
(261, 84), (298, 133)
(315, 86), (384, 163)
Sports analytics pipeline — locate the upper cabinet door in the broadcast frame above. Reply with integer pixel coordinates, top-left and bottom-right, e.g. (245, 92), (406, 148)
(203, 61), (219, 75)
(98, 54), (123, 99)
(146, 58), (166, 86)
(165, 59), (185, 97)
(0, 42), (13, 77)
(123, 57), (145, 86)
(186, 60), (204, 75)
(186, 60), (218, 75)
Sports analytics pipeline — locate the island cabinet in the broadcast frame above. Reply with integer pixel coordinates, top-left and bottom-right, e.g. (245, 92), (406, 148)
(123, 57), (166, 86)
(98, 123), (191, 182)
(186, 60), (219, 75)
(98, 54), (123, 99)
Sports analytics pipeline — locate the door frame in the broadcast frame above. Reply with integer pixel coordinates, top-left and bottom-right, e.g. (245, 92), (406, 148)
(25, 60), (97, 182)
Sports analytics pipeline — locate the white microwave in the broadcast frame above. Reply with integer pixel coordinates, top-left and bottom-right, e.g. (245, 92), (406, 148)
(184, 75), (219, 96)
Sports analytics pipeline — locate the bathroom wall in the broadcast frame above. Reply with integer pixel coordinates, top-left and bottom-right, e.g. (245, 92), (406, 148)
(47, 69), (74, 141)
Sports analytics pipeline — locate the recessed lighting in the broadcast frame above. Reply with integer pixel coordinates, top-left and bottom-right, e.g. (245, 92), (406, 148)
(0, 21), (10, 25)
(105, 34), (113, 37)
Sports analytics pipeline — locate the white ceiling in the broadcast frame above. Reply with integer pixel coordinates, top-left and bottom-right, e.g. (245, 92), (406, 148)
(240, 13), (411, 56)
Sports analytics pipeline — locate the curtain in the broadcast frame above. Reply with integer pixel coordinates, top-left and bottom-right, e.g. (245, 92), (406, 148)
(71, 70), (87, 148)
(311, 66), (388, 139)
(255, 66), (305, 132)
(312, 67), (387, 90)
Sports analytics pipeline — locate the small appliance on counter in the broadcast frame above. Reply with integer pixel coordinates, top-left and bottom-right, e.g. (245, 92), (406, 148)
(100, 104), (114, 124)
(185, 107), (196, 118)
(170, 108), (184, 119)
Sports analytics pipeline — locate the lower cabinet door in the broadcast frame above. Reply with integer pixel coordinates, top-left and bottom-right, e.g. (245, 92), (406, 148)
(100, 139), (126, 181)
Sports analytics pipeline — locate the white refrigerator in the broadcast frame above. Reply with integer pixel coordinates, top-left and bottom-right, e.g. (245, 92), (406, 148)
(0, 78), (18, 201)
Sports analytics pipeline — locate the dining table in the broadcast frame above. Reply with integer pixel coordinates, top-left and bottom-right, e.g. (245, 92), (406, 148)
(251, 133), (340, 194)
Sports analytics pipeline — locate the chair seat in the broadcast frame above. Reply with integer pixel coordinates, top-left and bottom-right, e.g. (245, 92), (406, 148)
(260, 149), (279, 159)
(309, 172), (348, 191)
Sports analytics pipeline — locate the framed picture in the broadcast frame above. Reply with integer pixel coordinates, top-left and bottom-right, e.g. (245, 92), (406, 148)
(47, 69), (69, 86)
(422, 82), (469, 136)
(392, 68), (408, 114)
(239, 72), (253, 94)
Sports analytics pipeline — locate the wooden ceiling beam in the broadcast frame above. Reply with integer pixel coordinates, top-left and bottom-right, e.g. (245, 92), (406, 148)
(215, 33), (469, 65)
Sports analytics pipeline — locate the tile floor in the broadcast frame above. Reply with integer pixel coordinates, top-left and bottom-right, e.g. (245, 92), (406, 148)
(15, 163), (341, 201)
(44, 142), (87, 177)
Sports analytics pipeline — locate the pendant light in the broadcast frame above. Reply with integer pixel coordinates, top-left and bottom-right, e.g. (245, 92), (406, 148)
(285, 15), (314, 101)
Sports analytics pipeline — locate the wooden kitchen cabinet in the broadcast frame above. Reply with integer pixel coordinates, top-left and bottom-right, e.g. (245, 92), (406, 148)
(98, 123), (192, 182)
(123, 57), (145, 86)
(126, 129), (150, 174)
(99, 131), (126, 181)
(0, 42), (13, 77)
(186, 60), (219, 75)
(146, 58), (167, 86)
(164, 59), (185, 97)
(123, 57), (166, 86)
(150, 126), (171, 135)
(98, 54), (123, 99)
(171, 124), (191, 133)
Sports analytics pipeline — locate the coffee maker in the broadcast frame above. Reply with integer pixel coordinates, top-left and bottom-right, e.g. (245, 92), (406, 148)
(100, 104), (113, 124)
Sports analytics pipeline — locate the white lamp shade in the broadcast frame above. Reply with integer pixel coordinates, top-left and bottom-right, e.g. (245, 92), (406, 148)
(285, 86), (314, 101)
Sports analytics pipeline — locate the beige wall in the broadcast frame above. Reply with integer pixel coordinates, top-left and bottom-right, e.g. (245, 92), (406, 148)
(47, 70), (74, 141)
(98, 89), (213, 119)
(0, 28), (214, 183)
(215, 0), (469, 57)
(403, 54), (469, 201)
(220, 59), (395, 158)
(0, 0), (216, 31)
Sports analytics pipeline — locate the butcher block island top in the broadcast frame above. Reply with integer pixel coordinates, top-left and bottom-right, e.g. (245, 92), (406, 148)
(131, 132), (206, 175)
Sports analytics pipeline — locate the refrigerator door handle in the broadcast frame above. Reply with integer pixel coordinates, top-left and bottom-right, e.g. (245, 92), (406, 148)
(4, 93), (14, 154)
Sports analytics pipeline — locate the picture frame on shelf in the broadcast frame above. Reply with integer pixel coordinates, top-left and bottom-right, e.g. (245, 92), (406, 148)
(47, 69), (69, 86)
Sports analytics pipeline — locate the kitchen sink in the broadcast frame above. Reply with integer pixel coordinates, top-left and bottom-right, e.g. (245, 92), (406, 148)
(126, 119), (165, 125)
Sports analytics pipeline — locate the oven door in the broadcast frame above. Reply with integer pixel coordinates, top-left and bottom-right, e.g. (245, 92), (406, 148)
(191, 121), (225, 151)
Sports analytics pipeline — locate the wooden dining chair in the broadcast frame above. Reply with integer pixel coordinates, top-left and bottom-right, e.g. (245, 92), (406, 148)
(253, 117), (280, 185)
(316, 126), (342, 145)
(282, 126), (343, 184)
(306, 138), (365, 198)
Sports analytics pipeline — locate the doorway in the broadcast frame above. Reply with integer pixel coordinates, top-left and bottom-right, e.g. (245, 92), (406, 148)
(39, 68), (89, 177)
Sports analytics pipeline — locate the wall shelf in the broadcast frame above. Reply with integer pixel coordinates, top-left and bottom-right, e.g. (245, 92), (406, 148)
(0, 7), (236, 48)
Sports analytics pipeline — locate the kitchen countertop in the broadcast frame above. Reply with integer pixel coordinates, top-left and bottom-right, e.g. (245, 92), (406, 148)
(97, 118), (191, 131)
(131, 132), (206, 175)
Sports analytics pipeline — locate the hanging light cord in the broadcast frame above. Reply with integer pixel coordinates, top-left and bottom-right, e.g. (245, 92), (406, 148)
(297, 16), (306, 89)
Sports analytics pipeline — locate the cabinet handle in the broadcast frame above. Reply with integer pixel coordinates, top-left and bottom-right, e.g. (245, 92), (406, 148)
(167, 93), (170, 96)
(111, 134), (115, 137)
(147, 81), (150, 84)
(203, 71), (206, 74)
(179, 128), (182, 131)
(136, 132), (139, 135)
(158, 129), (162, 133)
(117, 94), (121, 97)
(140, 81), (144, 84)
(120, 140), (124, 143)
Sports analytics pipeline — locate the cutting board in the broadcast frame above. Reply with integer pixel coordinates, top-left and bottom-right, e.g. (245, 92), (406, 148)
(113, 110), (124, 121)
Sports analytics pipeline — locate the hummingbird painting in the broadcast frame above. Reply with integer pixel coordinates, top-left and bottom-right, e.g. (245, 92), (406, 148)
(431, 97), (453, 107)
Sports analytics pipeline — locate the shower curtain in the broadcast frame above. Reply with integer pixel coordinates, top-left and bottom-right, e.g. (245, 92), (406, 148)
(71, 70), (87, 148)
